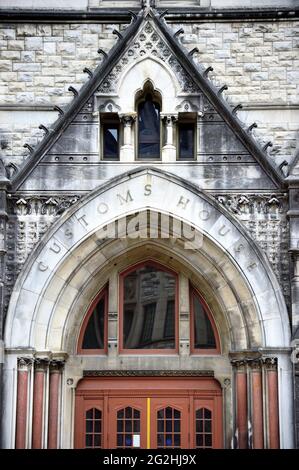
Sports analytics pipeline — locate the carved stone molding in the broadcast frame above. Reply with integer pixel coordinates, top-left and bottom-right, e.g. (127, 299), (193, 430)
(17, 357), (33, 371)
(215, 193), (287, 216)
(8, 195), (81, 217)
(83, 369), (214, 377)
(34, 358), (49, 373)
(49, 360), (65, 374)
(262, 357), (278, 371)
(231, 356), (278, 371)
(215, 192), (290, 306)
(97, 20), (199, 95)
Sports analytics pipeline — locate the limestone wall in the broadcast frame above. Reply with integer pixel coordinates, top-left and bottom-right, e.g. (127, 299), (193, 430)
(0, 19), (298, 163)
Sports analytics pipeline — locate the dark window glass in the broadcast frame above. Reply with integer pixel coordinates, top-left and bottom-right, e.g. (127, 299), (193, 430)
(82, 297), (105, 349)
(138, 94), (160, 159)
(196, 408), (212, 449)
(117, 407), (140, 448)
(123, 264), (176, 349)
(193, 294), (216, 349)
(85, 408), (102, 448)
(157, 407), (181, 448)
(179, 123), (195, 159)
(103, 124), (119, 160)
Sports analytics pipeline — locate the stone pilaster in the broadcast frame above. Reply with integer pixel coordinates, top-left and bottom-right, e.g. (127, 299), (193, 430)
(231, 359), (248, 449)
(15, 357), (33, 449)
(48, 360), (64, 449)
(263, 357), (280, 449)
(32, 358), (48, 449)
(248, 358), (264, 449)
(120, 114), (136, 162)
(0, 162), (10, 444)
(161, 115), (177, 162)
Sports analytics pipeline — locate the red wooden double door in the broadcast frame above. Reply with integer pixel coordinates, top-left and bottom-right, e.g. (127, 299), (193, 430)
(75, 376), (223, 449)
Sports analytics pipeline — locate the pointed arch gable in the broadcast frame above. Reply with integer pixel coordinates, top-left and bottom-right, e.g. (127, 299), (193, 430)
(5, 167), (290, 352)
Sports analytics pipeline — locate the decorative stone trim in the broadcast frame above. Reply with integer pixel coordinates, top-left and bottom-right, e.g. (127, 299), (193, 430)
(83, 369), (214, 377)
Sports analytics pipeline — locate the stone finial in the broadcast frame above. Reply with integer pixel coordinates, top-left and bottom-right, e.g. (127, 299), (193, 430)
(218, 84), (228, 95)
(97, 48), (107, 58)
(38, 124), (49, 134)
(159, 9), (168, 19)
(248, 122), (258, 132)
(23, 143), (34, 153)
(174, 28), (184, 38)
(83, 67), (93, 78)
(113, 29), (123, 40)
(263, 141), (273, 151)
(232, 104), (243, 115)
(53, 105), (64, 116)
(68, 86), (78, 97)
(203, 66), (214, 77)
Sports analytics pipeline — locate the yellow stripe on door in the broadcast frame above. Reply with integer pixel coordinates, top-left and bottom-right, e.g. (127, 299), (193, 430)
(147, 397), (151, 449)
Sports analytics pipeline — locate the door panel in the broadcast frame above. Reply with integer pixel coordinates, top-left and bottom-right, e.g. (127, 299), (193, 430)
(150, 398), (190, 449)
(75, 397), (104, 448)
(108, 398), (147, 448)
(75, 377), (223, 449)
(193, 398), (222, 449)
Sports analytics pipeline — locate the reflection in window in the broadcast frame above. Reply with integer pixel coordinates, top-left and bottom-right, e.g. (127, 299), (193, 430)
(157, 407), (181, 448)
(117, 407), (141, 448)
(85, 408), (102, 448)
(193, 293), (217, 350)
(122, 264), (176, 350)
(103, 124), (119, 160)
(138, 94), (160, 159)
(82, 297), (105, 350)
(196, 408), (212, 449)
(178, 122), (195, 159)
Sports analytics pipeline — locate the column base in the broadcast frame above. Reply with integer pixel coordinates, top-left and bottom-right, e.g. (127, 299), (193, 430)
(120, 145), (134, 162)
(162, 145), (176, 162)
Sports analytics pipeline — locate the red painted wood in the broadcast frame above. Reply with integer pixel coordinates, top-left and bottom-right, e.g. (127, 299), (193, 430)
(15, 369), (28, 449)
(32, 369), (44, 449)
(75, 377), (223, 449)
(267, 370), (280, 449)
(48, 370), (60, 449)
(251, 370), (264, 449)
(236, 371), (248, 449)
(150, 397), (189, 448)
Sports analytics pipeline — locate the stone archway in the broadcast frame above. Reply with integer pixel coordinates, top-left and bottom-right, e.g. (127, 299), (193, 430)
(3, 167), (293, 448)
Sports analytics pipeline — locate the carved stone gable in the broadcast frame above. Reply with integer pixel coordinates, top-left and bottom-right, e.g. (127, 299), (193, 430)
(98, 20), (200, 95)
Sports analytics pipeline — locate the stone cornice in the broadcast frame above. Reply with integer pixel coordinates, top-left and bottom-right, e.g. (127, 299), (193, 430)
(0, 8), (298, 23)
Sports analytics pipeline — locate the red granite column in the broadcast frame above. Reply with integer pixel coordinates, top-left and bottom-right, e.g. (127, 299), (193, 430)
(48, 361), (62, 449)
(15, 358), (31, 449)
(32, 360), (47, 449)
(250, 360), (264, 449)
(234, 360), (248, 449)
(266, 358), (280, 449)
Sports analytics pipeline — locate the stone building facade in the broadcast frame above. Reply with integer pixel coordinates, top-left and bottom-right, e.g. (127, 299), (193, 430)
(0, 0), (298, 449)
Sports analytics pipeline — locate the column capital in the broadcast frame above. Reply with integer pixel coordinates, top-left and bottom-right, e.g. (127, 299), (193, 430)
(18, 357), (34, 371)
(161, 114), (178, 124)
(247, 358), (263, 371)
(230, 359), (248, 371)
(120, 113), (136, 125)
(261, 356), (278, 371)
(49, 359), (65, 373)
(34, 358), (49, 372)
